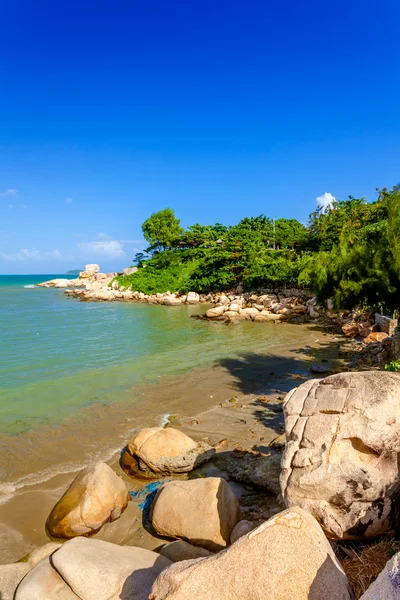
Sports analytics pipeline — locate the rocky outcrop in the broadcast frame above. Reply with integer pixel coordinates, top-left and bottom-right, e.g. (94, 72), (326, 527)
(46, 462), (129, 539)
(281, 371), (400, 539)
(121, 427), (215, 478)
(360, 552), (400, 599)
(122, 266), (138, 276)
(15, 538), (172, 600)
(150, 477), (240, 550)
(149, 507), (352, 600)
(79, 264), (100, 278)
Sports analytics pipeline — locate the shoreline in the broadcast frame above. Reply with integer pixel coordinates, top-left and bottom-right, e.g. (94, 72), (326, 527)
(0, 323), (355, 564)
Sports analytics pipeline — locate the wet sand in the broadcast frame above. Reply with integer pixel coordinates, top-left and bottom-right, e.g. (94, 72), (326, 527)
(0, 323), (355, 564)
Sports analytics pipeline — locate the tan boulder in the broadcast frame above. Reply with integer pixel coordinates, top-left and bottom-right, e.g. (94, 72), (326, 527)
(150, 477), (240, 550)
(360, 551), (400, 599)
(121, 427), (215, 478)
(163, 296), (182, 306)
(186, 292), (200, 304)
(79, 264), (100, 278)
(206, 305), (226, 318)
(15, 538), (172, 600)
(149, 507), (352, 600)
(241, 307), (260, 317)
(159, 540), (213, 562)
(364, 331), (389, 344)
(281, 371), (400, 539)
(253, 312), (283, 323)
(15, 558), (80, 600)
(46, 462), (129, 539)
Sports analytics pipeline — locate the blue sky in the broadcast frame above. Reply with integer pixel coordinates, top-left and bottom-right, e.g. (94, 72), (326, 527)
(1, 0), (399, 273)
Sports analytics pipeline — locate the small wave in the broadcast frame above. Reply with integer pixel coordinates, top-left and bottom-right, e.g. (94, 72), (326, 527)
(23, 285), (35, 289)
(0, 443), (124, 506)
(159, 413), (172, 427)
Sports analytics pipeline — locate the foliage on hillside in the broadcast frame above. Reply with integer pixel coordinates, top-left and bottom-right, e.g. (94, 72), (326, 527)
(116, 186), (400, 311)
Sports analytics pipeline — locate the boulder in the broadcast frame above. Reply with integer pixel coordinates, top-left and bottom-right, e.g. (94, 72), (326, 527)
(121, 427), (215, 478)
(79, 264), (100, 278)
(163, 296), (182, 306)
(241, 307), (260, 317)
(253, 312), (283, 323)
(186, 292), (200, 304)
(360, 552), (400, 599)
(160, 541), (213, 562)
(46, 462), (129, 539)
(206, 305), (226, 318)
(150, 477), (240, 550)
(226, 449), (281, 494)
(281, 371), (400, 539)
(364, 331), (389, 344)
(0, 563), (32, 600)
(230, 520), (255, 544)
(122, 267), (138, 276)
(15, 558), (79, 599)
(149, 507), (352, 600)
(15, 538), (172, 600)
(228, 303), (241, 313)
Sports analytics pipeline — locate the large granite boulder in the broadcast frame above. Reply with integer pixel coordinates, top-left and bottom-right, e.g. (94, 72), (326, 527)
(150, 477), (240, 550)
(0, 543), (62, 600)
(121, 427), (215, 478)
(46, 462), (129, 539)
(15, 538), (172, 600)
(79, 264), (100, 278)
(281, 371), (400, 539)
(122, 266), (138, 276)
(149, 507), (352, 600)
(360, 552), (400, 599)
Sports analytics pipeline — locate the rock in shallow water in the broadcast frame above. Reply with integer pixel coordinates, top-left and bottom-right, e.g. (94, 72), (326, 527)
(281, 371), (400, 539)
(46, 462), (129, 539)
(149, 507), (352, 600)
(150, 477), (240, 551)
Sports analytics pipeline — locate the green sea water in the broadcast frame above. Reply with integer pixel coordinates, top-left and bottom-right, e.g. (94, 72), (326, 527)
(1, 275), (315, 438)
(1, 275), (283, 435)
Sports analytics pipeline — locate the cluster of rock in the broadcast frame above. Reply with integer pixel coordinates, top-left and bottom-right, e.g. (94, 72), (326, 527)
(5, 371), (400, 598)
(37, 264), (117, 290)
(204, 292), (320, 324)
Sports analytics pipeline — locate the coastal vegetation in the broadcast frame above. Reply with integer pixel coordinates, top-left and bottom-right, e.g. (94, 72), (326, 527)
(117, 185), (400, 311)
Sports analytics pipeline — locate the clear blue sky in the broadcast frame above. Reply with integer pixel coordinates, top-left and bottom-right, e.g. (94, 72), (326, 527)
(1, 0), (399, 273)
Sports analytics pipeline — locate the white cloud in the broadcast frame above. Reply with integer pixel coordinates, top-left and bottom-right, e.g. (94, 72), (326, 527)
(78, 240), (126, 258)
(0, 189), (17, 197)
(316, 192), (336, 210)
(65, 197), (73, 204)
(0, 248), (63, 262)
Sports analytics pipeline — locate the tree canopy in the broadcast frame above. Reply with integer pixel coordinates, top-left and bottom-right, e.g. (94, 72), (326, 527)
(119, 188), (400, 312)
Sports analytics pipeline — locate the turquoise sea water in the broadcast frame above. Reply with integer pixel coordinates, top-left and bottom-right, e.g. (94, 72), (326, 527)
(1, 275), (315, 439)
(1, 274), (287, 436)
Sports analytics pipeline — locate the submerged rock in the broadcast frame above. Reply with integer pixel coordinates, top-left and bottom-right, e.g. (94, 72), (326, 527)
(46, 462), (129, 539)
(121, 427), (215, 478)
(149, 507), (352, 600)
(281, 371), (400, 539)
(150, 477), (240, 551)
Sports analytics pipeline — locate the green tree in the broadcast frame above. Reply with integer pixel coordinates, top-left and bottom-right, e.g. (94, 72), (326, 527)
(274, 218), (308, 249)
(142, 208), (183, 252)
